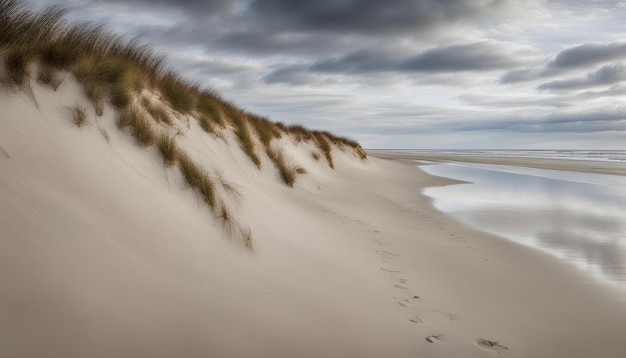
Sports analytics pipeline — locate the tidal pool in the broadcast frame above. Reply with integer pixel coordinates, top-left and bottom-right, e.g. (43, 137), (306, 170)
(421, 162), (626, 287)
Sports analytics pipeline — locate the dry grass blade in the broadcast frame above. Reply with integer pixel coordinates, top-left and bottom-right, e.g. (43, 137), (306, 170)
(229, 112), (261, 168)
(196, 114), (216, 135)
(214, 170), (241, 198)
(155, 133), (178, 167)
(37, 65), (62, 90)
(69, 105), (88, 127)
(116, 106), (155, 147)
(141, 96), (173, 126)
(267, 146), (301, 187)
(176, 152), (216, 210)
(313, 132), (334, 169)
(4, 49), (31, 87)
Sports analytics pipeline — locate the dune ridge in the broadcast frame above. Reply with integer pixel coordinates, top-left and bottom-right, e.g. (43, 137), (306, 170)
(0, 0), (366, 247)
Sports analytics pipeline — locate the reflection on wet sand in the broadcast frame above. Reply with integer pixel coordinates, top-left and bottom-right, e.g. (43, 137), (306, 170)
(422, 162), (626, 286)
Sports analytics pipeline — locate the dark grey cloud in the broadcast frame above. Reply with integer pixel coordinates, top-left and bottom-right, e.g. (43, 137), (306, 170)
(500, 41), (626, 84)
(548, 41), (626, 69)
(212, 32), (357, 57)
(248, 0), (526, 34)
(499, 68), (541, 84)
(264, 65), (324, 86)
(176, 57), (254, 77)
(310, 42), (533, 74)
(576, 85), (626, 100)
(538, 64), (626, 91)
(101, 0), (236, 14)
(399, 42), (531, 72)
(459, 94), (570, 108)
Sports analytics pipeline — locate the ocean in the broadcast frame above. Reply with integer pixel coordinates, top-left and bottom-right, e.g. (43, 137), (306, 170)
(417, 152), (626, 288)
(408, 149), (626, 163)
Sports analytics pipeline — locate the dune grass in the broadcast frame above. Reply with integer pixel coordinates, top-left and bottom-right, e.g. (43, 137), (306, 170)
(4, 49), (31, 87)
(37, 65), (62, 90)
(266, 146), (300, 187)
(70, 104), (88, 127)
(227, 110), (261, 168)
(312, 132), (334, 169)
(196, 114), (217, 135)
(116, 106), (156, 147)
(176, 151), (216, 210)
(0, 0), (367, 161)
(286, 124), (313, 142)
(197, 91), (226, 127)
(141, 96), (173, 126)
(99, 127), (110, 143)
(155, 133), (178, 167)
(0, 0), (373, 249)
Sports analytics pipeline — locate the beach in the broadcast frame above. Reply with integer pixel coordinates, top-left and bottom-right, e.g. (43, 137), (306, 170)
(0, 74), (625, 358)
(3, 104), (626, 356)
(365, 150), (626, 357)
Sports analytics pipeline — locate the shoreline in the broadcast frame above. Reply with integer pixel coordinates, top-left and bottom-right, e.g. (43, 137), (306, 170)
(4, 85), (626, 358)
(367, 149), (626, 176)
(364, 150), (626, 357)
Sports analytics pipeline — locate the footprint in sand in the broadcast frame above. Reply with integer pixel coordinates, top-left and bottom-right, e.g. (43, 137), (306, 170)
(0, 146), (10, 159)
(410, 316), (423, 324)
(434, 309), (458, 321)
(477, 338), (508, 353)
(425, 334), (442, 343)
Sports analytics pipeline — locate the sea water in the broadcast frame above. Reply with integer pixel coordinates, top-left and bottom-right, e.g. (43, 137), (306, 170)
(420, 160), (626, 287)
(408, 149), (626, 163)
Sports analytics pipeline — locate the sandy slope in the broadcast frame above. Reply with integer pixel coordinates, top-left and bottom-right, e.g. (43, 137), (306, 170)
(2, 78), (626, 358)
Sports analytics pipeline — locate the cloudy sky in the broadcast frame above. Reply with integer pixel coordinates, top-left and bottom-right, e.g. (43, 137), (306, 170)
(33, 0), (626, 149)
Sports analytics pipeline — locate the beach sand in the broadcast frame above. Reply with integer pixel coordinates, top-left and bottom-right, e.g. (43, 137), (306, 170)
(2, 78), (626, 357)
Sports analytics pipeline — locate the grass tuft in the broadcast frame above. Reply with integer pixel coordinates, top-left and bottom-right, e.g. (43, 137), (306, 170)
(229, 111), (261, 168)
(215, 170), (241, 198)
(141, 96), (173, 126)
(266, 146), (302, 187)
(177, 152), (217, 210)
(4, 49), (31, 86)
(197, 91), (225, 127)
(312, 132), (334, 169)
(70, 104), (88, 127)
(196, 114), (216, 135)
(240, 226), (253, 251)
(99, 127), (110, 143)
(116, 106), (155, 147)
(159, 72), (197, 113)
(249, 114), (280, 147)
(155, 133), (178, 167)
(37, 65), (62, 90)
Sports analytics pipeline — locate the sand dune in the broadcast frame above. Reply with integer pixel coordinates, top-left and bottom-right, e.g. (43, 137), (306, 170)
(3, 74), (626, 357)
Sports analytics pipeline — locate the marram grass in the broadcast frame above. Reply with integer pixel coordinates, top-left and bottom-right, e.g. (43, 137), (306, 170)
(0, 0), (368, 248)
